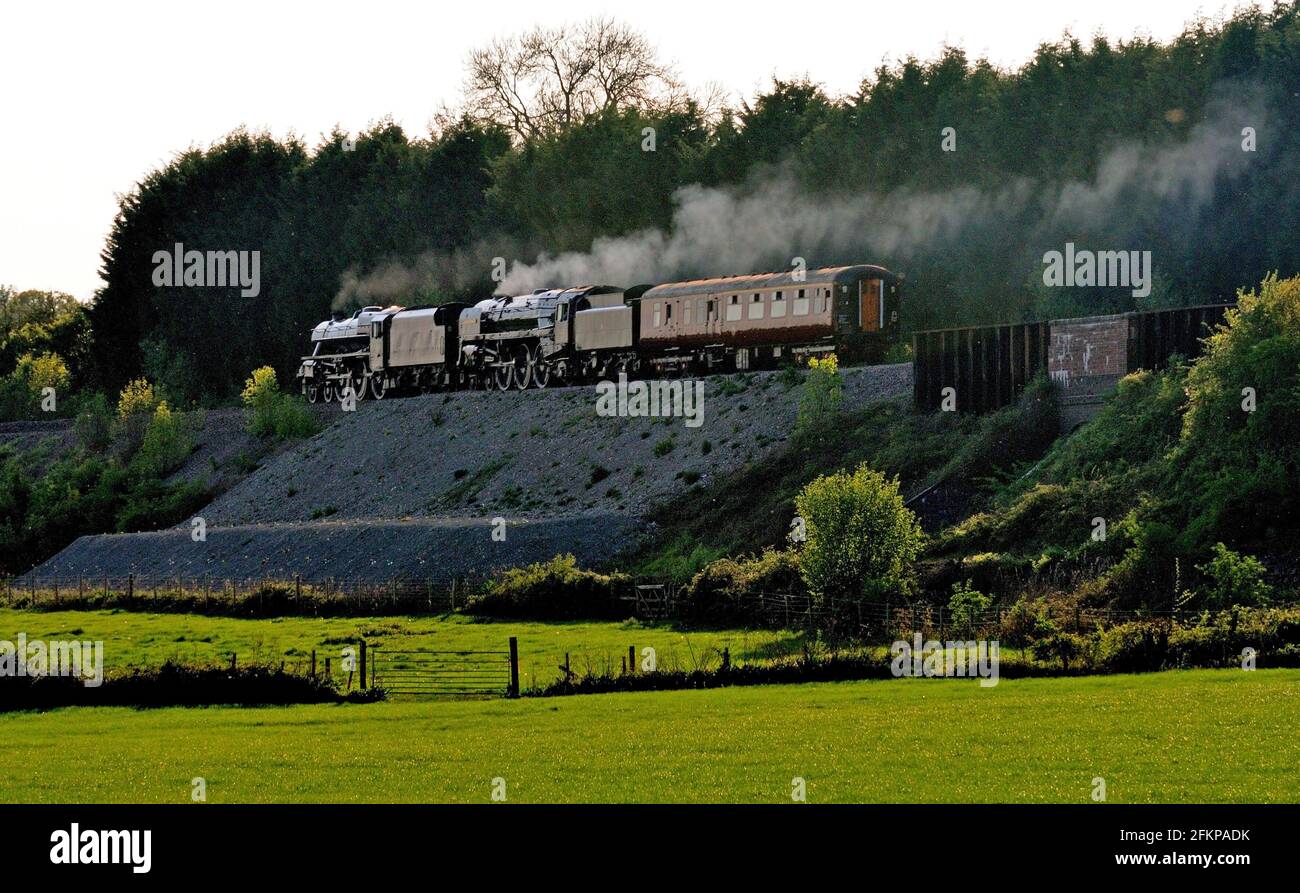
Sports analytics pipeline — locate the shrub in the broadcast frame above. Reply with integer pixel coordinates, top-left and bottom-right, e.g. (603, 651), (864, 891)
(1194, 543), (1272, 610)
(1031, 632), (1092, 671)
(795, 353), (842, 441)
(947, 579), (991, 633)
(128, 402), (193, 478)
(73, 392), (113, 452)
(794, 463), (922, 606)
(112, 378), (163, 456)
(466, 554), (631, 620)
(1094, 622), (1168, 673)
(241, 366), (318, 440)
(680, 549), (804, 625)
(0, 351), (70, 419)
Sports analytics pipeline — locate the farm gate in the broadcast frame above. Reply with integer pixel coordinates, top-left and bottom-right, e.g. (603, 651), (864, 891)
(368, 637), (519, 698)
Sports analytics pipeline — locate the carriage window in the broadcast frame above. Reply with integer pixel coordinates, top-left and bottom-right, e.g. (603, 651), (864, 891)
(684, 301), (691, 324)
(747, 293), (764, 320)
(654, 305), (662, 327)
(774, 291), (784, 301)
(797, 289), (806, 299)
(772, 290), (788, 318)
(666, 303), (673, 321)
(726, 295), (742, 322)
(793, 291), (811, 316)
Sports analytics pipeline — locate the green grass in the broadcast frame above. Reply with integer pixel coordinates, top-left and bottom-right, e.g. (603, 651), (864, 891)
(1, 669), (1295, 803)
(0, 608), (803, 688)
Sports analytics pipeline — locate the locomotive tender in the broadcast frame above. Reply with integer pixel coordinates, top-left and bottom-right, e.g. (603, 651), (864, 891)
(296, 264), (901, 401)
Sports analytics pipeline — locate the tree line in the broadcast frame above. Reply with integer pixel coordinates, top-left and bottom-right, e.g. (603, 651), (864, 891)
(8, 4), (1300, 409)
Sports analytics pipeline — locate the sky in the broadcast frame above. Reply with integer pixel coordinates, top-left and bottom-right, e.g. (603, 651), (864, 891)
(0, 0), (1238, 301)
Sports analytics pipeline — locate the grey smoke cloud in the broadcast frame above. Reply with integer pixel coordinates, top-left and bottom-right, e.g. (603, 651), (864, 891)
(501, 85), (1264, 293)
(333, 83), (1265, 306)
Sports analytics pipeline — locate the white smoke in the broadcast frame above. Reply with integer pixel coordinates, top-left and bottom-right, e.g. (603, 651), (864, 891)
(332, 84), (1266, 304)
(499, 85), (1266, 292)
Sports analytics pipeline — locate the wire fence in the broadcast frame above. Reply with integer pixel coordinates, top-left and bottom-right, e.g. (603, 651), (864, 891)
(6, 573), (1198, 641)
(2, 574), (478, 615)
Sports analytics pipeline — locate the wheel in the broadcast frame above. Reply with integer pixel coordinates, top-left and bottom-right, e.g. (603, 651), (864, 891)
(304, 382), (320, 404)
(493, 357), (513, 391)
(512, 344), (533, 390)
(531, 347), (550, 388)
(351, 367), (368, 401)
(370, 374), (388, 400)
(322, 381), (336, 403)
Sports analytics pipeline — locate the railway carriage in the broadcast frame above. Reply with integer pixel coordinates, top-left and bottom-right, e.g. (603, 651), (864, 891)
(634, 265), (901, 372)
(297, 263), (902, 397)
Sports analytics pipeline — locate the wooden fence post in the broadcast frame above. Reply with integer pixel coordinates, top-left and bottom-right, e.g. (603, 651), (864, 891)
(311, 649), (317, 677)
(127, 573), (134, 600)
(507, 637), (520, 698)
(628, 645), (636, 675)
(359, 641), (367, 690)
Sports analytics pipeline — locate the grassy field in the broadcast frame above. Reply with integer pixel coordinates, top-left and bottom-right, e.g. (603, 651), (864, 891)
(2, 669), (1296, 803)
(0, 607), (803, 688)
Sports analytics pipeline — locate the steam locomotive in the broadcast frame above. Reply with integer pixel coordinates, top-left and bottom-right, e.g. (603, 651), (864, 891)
(296, 265), (902, 401)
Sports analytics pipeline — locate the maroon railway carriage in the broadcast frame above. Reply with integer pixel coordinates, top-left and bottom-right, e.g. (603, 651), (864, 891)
(632, 265), (902, 372)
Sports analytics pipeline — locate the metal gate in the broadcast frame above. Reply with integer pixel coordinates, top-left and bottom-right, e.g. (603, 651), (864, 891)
(369, 638), (519, 698)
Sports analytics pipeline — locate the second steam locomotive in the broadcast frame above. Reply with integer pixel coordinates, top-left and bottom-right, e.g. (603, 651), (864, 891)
(296, 265), (902, 401)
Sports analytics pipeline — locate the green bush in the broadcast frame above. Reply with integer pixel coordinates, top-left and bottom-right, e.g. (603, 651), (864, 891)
(242, 366), (318, 441)
(1194, 543), (1272, 610)
(73, 392), (113, 452)
(946, 579), (991, 633)
(794, 462), (922, 605)
(680, 549), (804, 625)
(128, 403), (193, 479)
(1094, 622), (1168, 673)
(465, 554), (631, 620)
(794, 354), (842, 442)
(1031, 632), (1093, 671)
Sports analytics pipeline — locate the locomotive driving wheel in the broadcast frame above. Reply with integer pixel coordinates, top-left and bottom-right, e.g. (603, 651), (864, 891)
(493, 355), (513, 391)
(304, 382), (320, 404)
(370, 374), (388, 400)
(527, 353), (548, 387)
(511, 343), (533, 390)
(322, 380), (336, 403)
(350, 367), (368, 402)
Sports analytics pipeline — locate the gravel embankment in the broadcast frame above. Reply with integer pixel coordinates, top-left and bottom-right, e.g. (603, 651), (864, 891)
(21, 515), (641, 584)
(200, 364), (912, 525)
(22, 364), (912, 581)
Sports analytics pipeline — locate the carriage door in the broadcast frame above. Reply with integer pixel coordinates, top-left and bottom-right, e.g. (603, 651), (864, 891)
(859, 279), (883, 333)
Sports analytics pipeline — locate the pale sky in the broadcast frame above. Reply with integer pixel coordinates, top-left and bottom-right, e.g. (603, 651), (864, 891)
(0, 0), (1233, 300)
